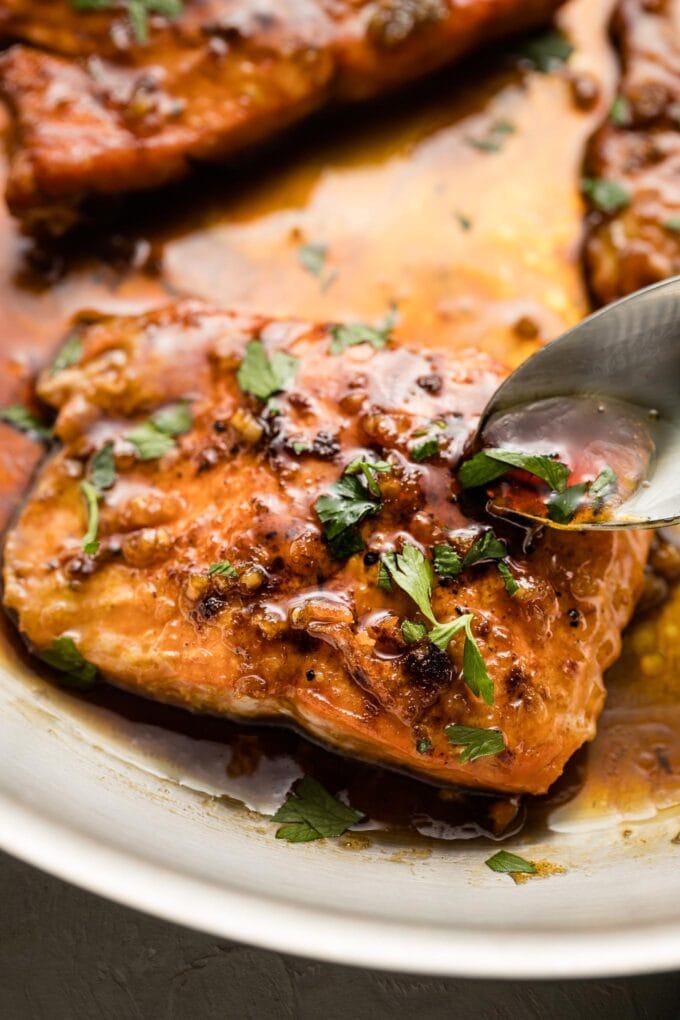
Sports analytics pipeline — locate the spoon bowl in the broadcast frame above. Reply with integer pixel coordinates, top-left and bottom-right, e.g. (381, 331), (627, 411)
(474, 276), (680, 530)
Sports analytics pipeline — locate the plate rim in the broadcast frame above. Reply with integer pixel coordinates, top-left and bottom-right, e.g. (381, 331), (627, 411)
(3, 789), (680, 979)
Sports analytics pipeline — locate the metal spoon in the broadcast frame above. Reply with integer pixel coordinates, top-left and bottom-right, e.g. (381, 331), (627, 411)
(472, 275), (680, 530)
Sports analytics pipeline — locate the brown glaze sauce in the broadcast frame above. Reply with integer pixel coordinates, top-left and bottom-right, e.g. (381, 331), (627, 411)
(2, 0), (680, 845)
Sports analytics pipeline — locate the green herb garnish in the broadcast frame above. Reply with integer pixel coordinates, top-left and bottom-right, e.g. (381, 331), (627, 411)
(445, 724), (505, 763)
(0, 405), (51, 440)
(72, 0), (183, 45)
(462, 530), (508, 568)
(485, 850), (537, 876)
(315, 475), (380, 559)
(497, 561), (519, 596)
(432, 544), (462, 578)
(80, 480), (101, 555)
(401, 619), (427, 643)
(582, 177), (631, 214)
(208, 560), (238, 577)
(456, 212), (472, 231)
(589, 465), (617, 508)
(519, 29), (573, 72)
(411, 437), (439, 463)
(298, 242), (327, 278)
(609, 95), (631, 127)
(664, 217), (680, 235)
(89, 441), (116, 491)
(467, 119), (515, 153)
(273, 776), (363, 842)
(50, 333), (83, 375)
(237, 340), (299, 402)
(127, 400), (192, 460)
(39, 636), (98, 689)
(416, 738), (432, 754)
(344, 457), (391, 497)
(459, 448), (570, 492)
(329, 305), (397, 355)
(547, 482), (588, 524)
(377, 560), (393, 591)
(381, 545), (493, 704)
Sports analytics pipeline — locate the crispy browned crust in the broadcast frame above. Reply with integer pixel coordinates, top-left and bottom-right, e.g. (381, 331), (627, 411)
(2, 301), (649, 793)
(584, 0), (680, 305)
(0, 0), (565, 232)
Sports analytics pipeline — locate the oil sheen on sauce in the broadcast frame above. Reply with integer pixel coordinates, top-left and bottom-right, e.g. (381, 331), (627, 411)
(2, 0), (680, 845)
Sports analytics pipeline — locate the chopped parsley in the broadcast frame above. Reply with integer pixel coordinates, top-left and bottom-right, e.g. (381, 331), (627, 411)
(237, 340), (299, 402)
(208, 560), (237, 577)
(518, 29), (573, 72)
(416, 738), (433, 754)
(589, 465), (617, 508)
(377, 560), (393, 591)
(446, 724), (505, 763)
(89, 441), (116, 491)
(497, 561), (519, 596)
(462, 530), (508, 568)
(411, 437), (439, 463)
(467, 119), (515, 154)
(381, 544), (493, 704)
(314, 474), (380, 559)
(273, 776), (363, 842)
(80, 480), (101, 555)
(459, 448), (570, 493)
(547, 482), (587, 524)
(127, 400), (193, 460)
(433, 544), (462, 578)
(298, 242), (327, 278)
(609, 95), (631, 127)
(401, 619), (427, 643)
(582, 177), (631, 214)
(664, 216), (680, 235)
(456, 212), (472, 231)
(72, 0), (183, 45)
(485, 850), (537, 876)
(50, 333), (83, 375)
(39, 636), (98, 690)
(344, 457), (391, 497)
(0, 405), (52, 441)
(329, 304), (397, 355)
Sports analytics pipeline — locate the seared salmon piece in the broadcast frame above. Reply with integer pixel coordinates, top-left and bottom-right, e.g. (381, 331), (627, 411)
(584, 0), (680, 305)
(0, 0), (565, 232)
(2, 302), (648, 793)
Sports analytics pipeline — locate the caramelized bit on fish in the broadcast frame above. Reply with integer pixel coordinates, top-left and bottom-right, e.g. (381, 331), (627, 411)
(2, 301), (649, 794)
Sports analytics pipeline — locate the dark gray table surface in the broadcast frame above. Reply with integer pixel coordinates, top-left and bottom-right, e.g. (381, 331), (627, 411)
(1, 851), (679, 1019)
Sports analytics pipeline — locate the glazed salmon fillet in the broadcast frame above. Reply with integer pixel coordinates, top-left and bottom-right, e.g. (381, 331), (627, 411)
(584, 0), (680, 304)
(0, 0), (564, 232)
(2, 302), (649, 794)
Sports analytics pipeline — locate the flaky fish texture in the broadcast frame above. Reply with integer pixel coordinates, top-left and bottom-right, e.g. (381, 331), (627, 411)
(3, 302), (648, 793)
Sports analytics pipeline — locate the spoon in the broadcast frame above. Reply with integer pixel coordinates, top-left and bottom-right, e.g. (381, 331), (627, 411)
(470, 275), (680, 530)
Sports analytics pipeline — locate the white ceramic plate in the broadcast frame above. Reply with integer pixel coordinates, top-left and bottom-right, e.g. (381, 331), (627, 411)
(3, 645), (680, 979)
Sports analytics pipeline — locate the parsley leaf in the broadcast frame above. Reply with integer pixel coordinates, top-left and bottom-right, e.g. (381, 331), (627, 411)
(609, 95), (631, 127)
(519, 29), (573, 72)
(0, 405), (52, 440)
(127, 422), (176, 460)
(381, 545), (436, 624)
(89, 441), (116, 491)
(39, 636), (98, 689)
(273, 776), (363, 842)
(208, 560), (237, 577)
(411, 437), (439, 463)
(377, 560), (393, 591)
(51, 333), (83, 375)
(446, 724), (505, 762)
(497, 561), (519, 596)
(416, 738), (433, 754)
(547, 482), (588, 524)
(80, 480), (101, 555)
(462, 530), (508, 568)
(665, 216), (680, 234)
(456, 212), (472, 231)
(329, 305), (397, 355)
(298, 242), (327, 278)
(433, 544), (462, 578)
(459, 448), (570, 493)
(402, 619), (427, 643)
(237, 340), (299, 401)
(462, 622), (494, 704)
(152, 400), (193, 437)
(467, 119), (515, 153)
(582, 177), (631, 214)
(314, 475), (380, 559)
(485, 850), (537, 876)
(344, 457), (391, 497)
(72, 0), (183, 45)
(589, 465), (617, 508)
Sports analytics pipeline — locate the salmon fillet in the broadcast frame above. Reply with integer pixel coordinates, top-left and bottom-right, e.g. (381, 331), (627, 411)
(2, 302), (649, 794)
(0, 0), (565, 232)
(584, 0), (680, 305)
